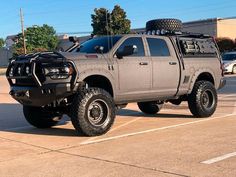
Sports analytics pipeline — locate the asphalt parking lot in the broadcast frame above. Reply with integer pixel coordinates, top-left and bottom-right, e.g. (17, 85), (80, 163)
(0, 75), (235, 177)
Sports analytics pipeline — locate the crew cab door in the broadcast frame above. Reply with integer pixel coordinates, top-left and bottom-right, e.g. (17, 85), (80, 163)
(146, 37), (180, 96)
(114, 36), (152, 100)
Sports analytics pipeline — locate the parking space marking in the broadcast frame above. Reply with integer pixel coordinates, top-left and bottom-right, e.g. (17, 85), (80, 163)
(80, 118), (142, 145)
(80, 113), (235, 145)
(110, 118), (142, 132)
(4, 126), (32, 131)
(218, 94), (236, 98)
(201, 151), (236, 164)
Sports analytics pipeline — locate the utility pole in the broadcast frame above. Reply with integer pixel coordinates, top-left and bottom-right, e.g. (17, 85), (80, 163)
(20, 8), (27, 54)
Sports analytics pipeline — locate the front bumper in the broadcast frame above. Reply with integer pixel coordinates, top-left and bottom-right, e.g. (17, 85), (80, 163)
(9, 83), (75, 107)
(6, 52), (79, 107)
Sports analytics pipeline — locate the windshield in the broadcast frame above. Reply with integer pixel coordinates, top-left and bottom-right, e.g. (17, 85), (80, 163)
(74, 36), (122, 53)
(222, 54), (236, 61)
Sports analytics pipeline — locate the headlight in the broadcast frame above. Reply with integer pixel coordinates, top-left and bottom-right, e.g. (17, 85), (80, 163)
(44, 64), (74, 79)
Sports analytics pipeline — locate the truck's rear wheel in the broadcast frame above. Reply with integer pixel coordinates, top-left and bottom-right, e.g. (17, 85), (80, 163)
(23, 106), (62, 128)
(188, 81), (217, 118)
(137, 101), (163, 114)
(70, 88), (115, 136)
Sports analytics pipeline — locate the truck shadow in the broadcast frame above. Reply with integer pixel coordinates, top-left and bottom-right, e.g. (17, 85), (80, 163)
(117, 109), (194, 118)
(0, 103), (196, 137)
(0, 103), (80, 137)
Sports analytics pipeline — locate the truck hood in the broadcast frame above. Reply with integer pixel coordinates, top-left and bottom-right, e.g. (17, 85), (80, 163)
(60, 52), (108, 61)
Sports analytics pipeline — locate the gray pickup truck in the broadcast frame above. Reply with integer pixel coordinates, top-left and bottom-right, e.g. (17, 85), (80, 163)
(6, 19), (225, 136)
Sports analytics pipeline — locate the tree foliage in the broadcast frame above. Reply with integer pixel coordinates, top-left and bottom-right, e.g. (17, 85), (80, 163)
(0, 38), (4, 48)
(216, 37), (236, 53)
(14, 24), (58, 55)
(91, 5), (131, 35)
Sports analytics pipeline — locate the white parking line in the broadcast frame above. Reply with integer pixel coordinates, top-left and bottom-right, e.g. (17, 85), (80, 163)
(80, 113), (235, 145)
(218, 94), (236, 98)
(110, 118), (142, 132)
(201, 151), (236, 164)
(4, 125), (32, 131)
(80, 118), (142, 144)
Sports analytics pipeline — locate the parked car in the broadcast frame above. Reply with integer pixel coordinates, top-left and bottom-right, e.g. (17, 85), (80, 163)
(222, 52), (236, 74)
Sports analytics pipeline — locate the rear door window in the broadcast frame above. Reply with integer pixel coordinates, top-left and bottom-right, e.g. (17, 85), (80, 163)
(147, 38), (170, 57)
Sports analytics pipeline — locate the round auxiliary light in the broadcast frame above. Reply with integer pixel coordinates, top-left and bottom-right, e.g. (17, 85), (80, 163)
(18, 67), (21, 75)
(26, 66), (30, 74)
(9, 67), (14, 77)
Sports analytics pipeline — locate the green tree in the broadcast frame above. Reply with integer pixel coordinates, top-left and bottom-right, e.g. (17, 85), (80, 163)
(111, 5), (131, 34)
(91, 5), (131, 35)
(14, 24), (58, 55)
(0, 38), (4, 48)
(91, 8), (111, 35)
(216, 37), (235, 53)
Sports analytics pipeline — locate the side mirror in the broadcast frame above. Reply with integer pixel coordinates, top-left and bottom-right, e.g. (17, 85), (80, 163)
(69, 36), (79, 43)
(116, 45), (138, 59)
(95, 46), (104, 54)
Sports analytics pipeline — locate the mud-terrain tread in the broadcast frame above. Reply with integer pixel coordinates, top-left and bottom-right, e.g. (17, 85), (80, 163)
(146, 19), (182, 32)
(23, 106), (61, 128)
(70, 88), (115, 136)
(188, 81), (217, 118)
(137, 102), (163, 115)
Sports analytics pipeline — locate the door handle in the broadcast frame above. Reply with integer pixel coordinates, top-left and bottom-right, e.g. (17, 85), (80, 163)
(169, 62), (177, 65)
(139, 62), (148, 65)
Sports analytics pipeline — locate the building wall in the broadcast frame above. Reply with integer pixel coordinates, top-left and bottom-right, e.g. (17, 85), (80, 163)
(217, 19), (236, 40)
(0, 48), (13, 67)
(182, 19), (217, 37)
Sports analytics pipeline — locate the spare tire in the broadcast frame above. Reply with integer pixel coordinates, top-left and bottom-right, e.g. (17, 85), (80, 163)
(146, 19), (182, 32)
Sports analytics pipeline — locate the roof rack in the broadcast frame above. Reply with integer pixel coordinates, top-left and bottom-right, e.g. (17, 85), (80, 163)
(139, 30), (212, 39)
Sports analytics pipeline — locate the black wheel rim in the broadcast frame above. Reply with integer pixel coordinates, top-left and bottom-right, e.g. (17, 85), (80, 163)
(87, 99), (110, 127)
(201, 89), (215, 109)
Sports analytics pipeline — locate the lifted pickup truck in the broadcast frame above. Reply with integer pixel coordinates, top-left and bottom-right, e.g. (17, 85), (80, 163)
(6, 19), (225, 136)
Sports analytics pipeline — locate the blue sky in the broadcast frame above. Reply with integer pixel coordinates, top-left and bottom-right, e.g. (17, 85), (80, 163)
(1, 0), (236, 38)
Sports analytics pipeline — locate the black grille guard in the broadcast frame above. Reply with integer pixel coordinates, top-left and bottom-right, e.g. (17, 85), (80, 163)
(6, 52), (78, 88)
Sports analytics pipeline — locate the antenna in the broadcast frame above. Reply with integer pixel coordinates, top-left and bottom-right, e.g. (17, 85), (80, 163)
(20, 8), (27, 54)
(105, 10), (110, 51)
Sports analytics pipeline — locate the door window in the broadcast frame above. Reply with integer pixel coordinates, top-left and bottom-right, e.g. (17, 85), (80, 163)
(117, 37), (145, 57)
(147, 38), (170, 57)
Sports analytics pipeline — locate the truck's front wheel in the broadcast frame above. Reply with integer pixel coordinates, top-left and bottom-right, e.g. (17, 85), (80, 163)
(23, 106), (62, 128)
(70, 88), (116, 136)
(137, 101), (163, 114)
(188, 81), (217, 118)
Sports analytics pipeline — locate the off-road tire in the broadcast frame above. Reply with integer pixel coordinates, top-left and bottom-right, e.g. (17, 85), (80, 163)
(23, 106), (62, 128)
(146, 19), (182, 32)
(188, 81), (217, 118)
(137, 102), (163, 114)
(70, 88), (116, 136)
(232, 65), (236, 74)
